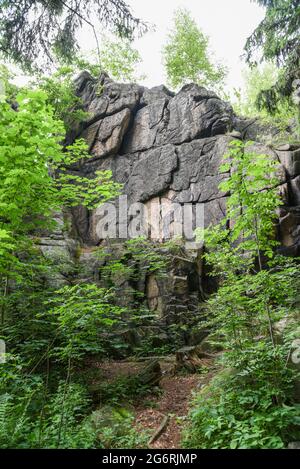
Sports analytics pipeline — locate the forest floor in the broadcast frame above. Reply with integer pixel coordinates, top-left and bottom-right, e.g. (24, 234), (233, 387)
(91, 355), (219, 449)
(134, 357), (218, 449)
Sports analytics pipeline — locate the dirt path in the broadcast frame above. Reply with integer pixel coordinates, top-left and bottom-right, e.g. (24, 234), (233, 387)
(135, 374), (199, 448)
(86, 355), (218, 449)
(134, 359), (217, 449)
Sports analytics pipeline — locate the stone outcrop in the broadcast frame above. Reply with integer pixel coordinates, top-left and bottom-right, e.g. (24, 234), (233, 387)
(66, 71), (300, 255)
(40, 72), (300, 346)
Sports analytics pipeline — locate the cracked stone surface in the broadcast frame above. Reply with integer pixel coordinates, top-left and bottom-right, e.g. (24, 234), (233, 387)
(66, 72), (300, 254)
(37, 73), (300, 342)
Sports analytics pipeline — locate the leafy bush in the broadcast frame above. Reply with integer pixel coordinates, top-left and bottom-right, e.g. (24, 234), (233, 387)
(187, 139), (300, 449)
(0, 357), (96, 449)
(90, 406), (149, 449)
(183, 344), (300, 449)
(89, 374), (158, 407)
(0, 81), (126, 449)
(45, 284), (124, 362)
(162, 8), (227, 91)
(74, 35), (145, 83)
(35, 66), (88, 131)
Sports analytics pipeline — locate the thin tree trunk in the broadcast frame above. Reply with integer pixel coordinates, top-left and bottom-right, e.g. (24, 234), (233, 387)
(1, 275), (9, 325)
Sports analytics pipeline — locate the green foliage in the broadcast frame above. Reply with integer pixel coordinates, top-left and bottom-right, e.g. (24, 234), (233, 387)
(0, 372), (44, 448)
(133, 338), (175, 358)
(0, 89), (63, 231)
(97, 237), (168, 288)
(1, 252), (57, 361)
(36, 36), (144, 131)
(183, 346), (300, 449)
(35, 66), (88, 131)
(0, 79), (129, 449)
(122, 237), (169, 275)
(45, 284), (124, 362)
(38, 382), (95, 449)
(0, 357), (147, 449)
(233, 63), (294, 121)
(0, 87), (120, 275)
(198, 139), (281, 274)
(189, 139), (300, 448)
(90, 406), (149, 449)
(94, 238), (177, 357)
(218, 140), (281, 259)
(0, 279), (132, 449)
(0, 64), (18, 101)
(199, 141), (298, 347)
(203, 257), (298, 351)
(90, 374), (157, 407)
(0, 276), (141, 448)
(244, 0), (300, 113)
(0, 362), (96, 449)
(162, 8), (227, 91)
(0, 0), (147, 72)
(75, 35), (145, 83)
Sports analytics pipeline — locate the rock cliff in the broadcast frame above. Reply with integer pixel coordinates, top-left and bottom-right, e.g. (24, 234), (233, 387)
(65, 71), (300, 254)
(41, 72), (300, 349)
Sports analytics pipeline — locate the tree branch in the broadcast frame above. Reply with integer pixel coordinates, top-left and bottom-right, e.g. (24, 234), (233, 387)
(59, 0), (101, 64)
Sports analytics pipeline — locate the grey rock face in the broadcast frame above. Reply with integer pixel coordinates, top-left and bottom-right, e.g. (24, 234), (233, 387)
(123, 84), (233, 154)
(124, 144), (178, 202)
(276, 145), (300, 178)
(166, 85), (233, 143)
(140, 84), (174, 106)
(66, 74), (300, 255)
(233, 117), (276, 142)
(171, 136), (230, 204)
(124, 98), (168, 153)
(288, 442), (300, 449)
(91, 108), (131, 159)
(75, 71), (142, 127)
(37, 74), (300, 349)
(37, 212), (78, 287)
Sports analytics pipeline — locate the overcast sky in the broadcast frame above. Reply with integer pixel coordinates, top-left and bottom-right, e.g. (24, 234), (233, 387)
(79, 0), (265, 93)
(14, 0), (265, 93)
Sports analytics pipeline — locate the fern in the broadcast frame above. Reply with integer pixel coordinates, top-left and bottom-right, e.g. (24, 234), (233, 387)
(0, 393), (14, 447)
